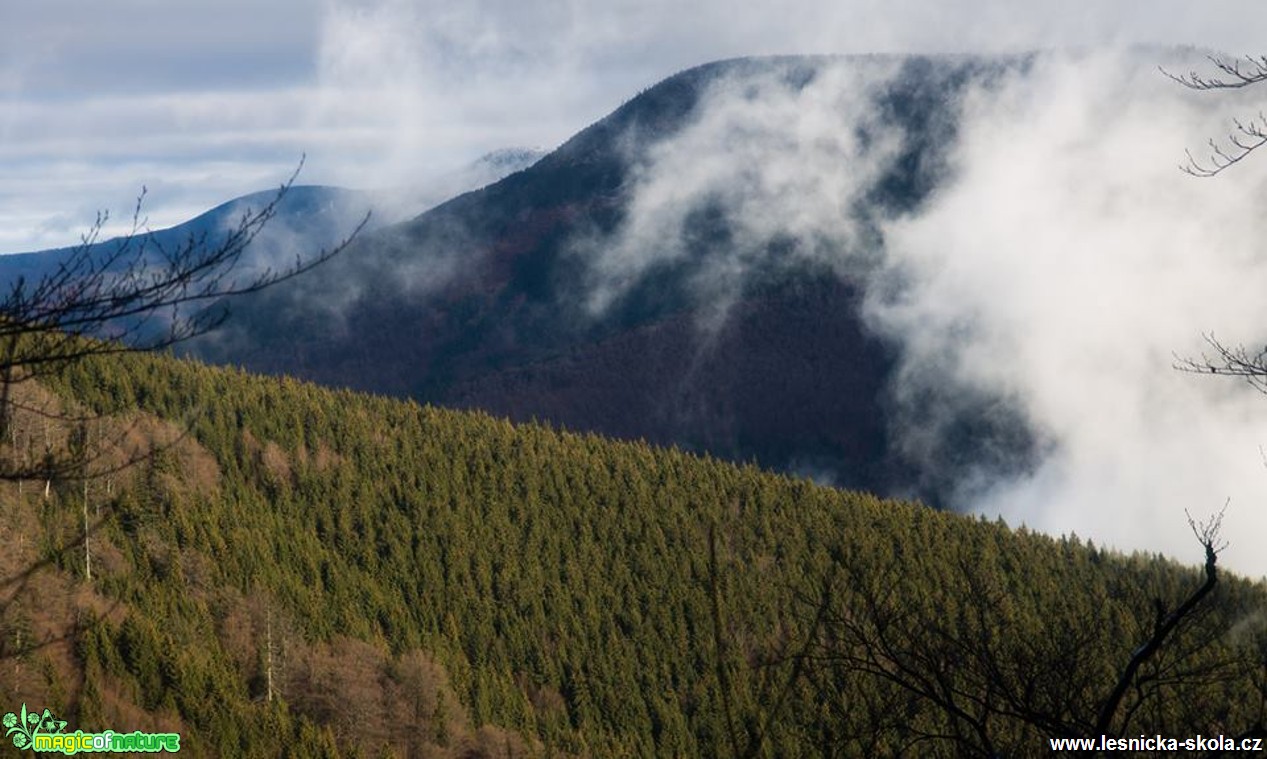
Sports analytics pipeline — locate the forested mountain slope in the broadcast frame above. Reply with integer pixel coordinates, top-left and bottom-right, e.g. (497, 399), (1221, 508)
(0, 350), (1263, 756)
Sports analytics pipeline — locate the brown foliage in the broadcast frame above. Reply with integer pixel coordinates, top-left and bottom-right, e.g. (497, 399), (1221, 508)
(285, 636), (482, 758)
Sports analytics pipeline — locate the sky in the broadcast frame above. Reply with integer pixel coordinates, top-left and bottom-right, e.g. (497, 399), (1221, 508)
(1, 0), (1264, 254)
(7, 2), (1267, 576)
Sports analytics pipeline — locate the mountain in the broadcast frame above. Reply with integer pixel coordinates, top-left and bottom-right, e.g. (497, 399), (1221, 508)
(0, 147), (545, 303)
(0, 186), (374, 285)
(371, 147), (548, 225)
(181, 55), (1036, 503)
(6, 51), (1264, 759)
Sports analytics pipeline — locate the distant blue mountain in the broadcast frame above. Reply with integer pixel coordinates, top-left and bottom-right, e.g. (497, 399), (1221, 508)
(0, 148), (546, 288)
(0, 186), (367, 280)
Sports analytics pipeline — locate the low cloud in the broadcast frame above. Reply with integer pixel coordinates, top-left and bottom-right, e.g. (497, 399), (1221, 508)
(868, 50), (1267, 575)
(577, 49), (1267, 577)
(577, 58), (904, 324)
(9, 0), (1267, 253)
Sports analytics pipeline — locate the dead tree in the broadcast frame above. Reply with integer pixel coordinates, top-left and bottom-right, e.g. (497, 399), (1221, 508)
(796, 509), (1255, 757)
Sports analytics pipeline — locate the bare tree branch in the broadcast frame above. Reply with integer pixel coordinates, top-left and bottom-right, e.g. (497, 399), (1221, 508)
(0, 157), (369, 385)
(1164, 55), (1267, 176)
(1174, 333), (1267, 394)
(797, 512), (1241, 756)
(0, 158), (366, 482)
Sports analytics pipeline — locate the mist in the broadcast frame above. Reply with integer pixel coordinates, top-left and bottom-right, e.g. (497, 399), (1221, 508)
(876, 50), (1267, 576)
(578, 49), (1267, 577)
(576, 58), (905, 324)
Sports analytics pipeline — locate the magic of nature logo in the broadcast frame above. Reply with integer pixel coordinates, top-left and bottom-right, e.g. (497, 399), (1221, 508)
(4, 703), (180, 754)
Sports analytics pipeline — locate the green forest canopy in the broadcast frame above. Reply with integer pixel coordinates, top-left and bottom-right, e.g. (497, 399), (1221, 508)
(0, 349), (1263, 757)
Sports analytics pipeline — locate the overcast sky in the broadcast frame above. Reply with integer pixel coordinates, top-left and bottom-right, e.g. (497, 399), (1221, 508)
(1, 1), (1263, 252)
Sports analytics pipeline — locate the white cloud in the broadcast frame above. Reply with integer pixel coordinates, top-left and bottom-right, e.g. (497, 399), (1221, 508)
(7, 0), (1267, 253)
(574, 48), (1267, 577)
(575, 58), (904, 323)
(307, 0), (643, 187)
(867, 50), (1267, 575)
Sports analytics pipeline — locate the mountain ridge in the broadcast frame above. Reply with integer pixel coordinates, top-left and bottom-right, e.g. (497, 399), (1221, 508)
(0, 146), (546, 283)
(0, 55), (1038, 503)
(178, 53), (1037, 502)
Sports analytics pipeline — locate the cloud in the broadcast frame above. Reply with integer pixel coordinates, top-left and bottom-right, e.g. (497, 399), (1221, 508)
(0, 1), (317, 95)
(307, 0), (645, 188)
(866, 49), (1267, 575)
(576, 58), (905, 324)
(574, 48), (1267, 577)
(6, 0), (1267, 254)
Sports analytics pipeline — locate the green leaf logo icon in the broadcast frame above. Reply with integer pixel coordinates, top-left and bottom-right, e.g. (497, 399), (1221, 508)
(4, 704), (66, 750)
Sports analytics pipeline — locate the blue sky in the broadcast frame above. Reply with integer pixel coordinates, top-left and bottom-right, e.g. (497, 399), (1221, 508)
(1, 0), (1262, 253)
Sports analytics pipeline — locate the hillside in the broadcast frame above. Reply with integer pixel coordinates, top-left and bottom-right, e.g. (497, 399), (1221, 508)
(0, 349), (1263, 756)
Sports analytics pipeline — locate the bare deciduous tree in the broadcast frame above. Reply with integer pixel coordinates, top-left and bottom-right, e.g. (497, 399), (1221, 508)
(0, 158), (368, 483)
(795, 509), (1259, 757)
